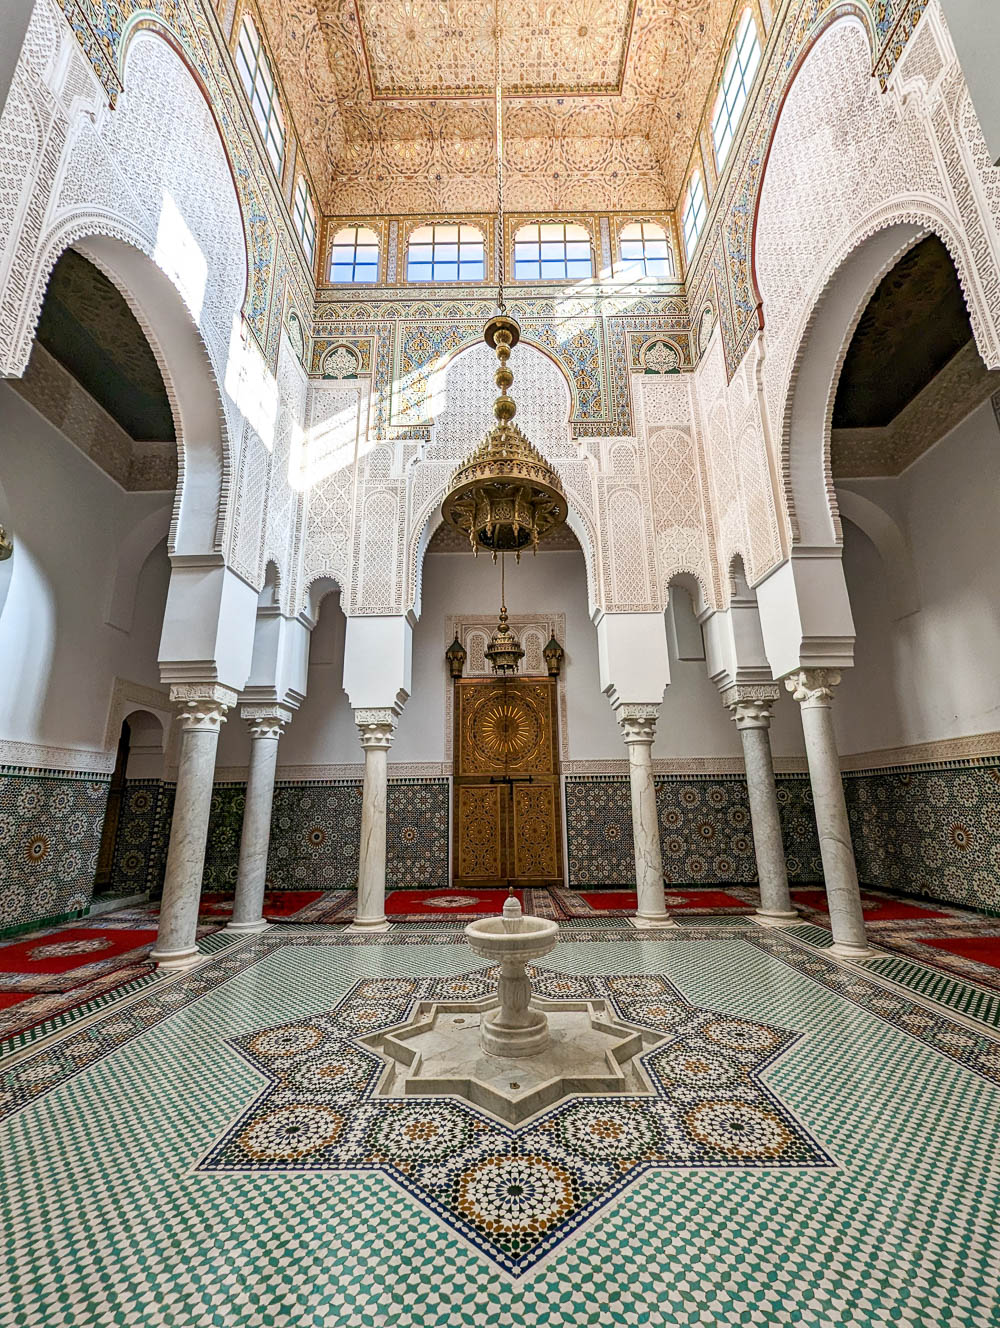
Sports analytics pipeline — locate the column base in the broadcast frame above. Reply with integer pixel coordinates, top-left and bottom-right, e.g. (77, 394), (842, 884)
(754, 909), (800, 927)
(346, 918), (392, 933)
(828, 939), (878, 961)
(629, 915), (679, 930)
(223, 918), (270, 934)
(149, 945), (205, 970)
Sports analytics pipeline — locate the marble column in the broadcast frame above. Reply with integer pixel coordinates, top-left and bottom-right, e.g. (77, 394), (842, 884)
(351, 708), (397, 930)
(618, 705), (674, 928)
(786, 669), (872, 958)
(226, 704), (292, 934)
(723, 686), (798, 925)
(151, 684), (237, 969)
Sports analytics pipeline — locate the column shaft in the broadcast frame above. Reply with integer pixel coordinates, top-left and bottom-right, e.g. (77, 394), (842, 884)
(151, 685), (235, 967)
(617, 705), (673, 927)
(229, 709), (289, 932)
(787, 671), (871, 958)
(739, 724), (795, 919)
(352, 709), (396, 929)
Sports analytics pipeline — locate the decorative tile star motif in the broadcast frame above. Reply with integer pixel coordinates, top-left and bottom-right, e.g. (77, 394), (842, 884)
(200, 966), (832, 1275)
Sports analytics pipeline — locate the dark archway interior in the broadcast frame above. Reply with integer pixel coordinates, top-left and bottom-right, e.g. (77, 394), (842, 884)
(833, 235), (972, 428)
(35, 249), (175, 441)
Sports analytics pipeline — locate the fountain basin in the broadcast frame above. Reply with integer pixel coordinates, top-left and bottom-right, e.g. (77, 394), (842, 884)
(465, 903), (559, 1056)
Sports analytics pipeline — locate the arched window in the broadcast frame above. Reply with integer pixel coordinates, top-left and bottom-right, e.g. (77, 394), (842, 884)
(329, 225), (379, 283)
(292, 176), (316, 264)
(406, 224), (485, 282)
(514, 222), (592, 281)
(235, 15), (285, 174)
(617, 221), (673, 278)
(682, 172), (706, 261)
(711, 8), (761, 169)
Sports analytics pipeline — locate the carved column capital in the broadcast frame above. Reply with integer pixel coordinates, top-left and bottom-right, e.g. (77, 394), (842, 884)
(721, 683), (780, 729)
(241, 704), (294, 741)
(355, 707), (398, 751)
(168, 683), (238, 732)
(785, 669), (841, 708)
(616, 703), (659, 746)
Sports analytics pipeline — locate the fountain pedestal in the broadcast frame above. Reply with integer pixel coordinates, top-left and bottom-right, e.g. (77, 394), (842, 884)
(464, 894), (558, 1058)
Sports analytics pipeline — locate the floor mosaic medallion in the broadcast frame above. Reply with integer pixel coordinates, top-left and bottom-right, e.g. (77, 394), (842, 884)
(200, 966), (832, 1275)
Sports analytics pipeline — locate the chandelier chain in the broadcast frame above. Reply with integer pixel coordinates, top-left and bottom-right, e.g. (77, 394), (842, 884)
(494, 0), (505, 313)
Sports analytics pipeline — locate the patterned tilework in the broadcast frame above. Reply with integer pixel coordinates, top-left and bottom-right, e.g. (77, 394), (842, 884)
(864, 956), (1000, 1030)
(0, 766), (109, 931)
(200, 968), (830, 1276)
(386, 779), (449, 888)
(565, 774), (822, 887)
(2, 931), (1000, 1326)
(108, 779), (171, 899)
(845, 761), (1000, 913)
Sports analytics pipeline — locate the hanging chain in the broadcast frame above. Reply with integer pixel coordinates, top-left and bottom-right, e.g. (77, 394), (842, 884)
(494, 0), (505, 313)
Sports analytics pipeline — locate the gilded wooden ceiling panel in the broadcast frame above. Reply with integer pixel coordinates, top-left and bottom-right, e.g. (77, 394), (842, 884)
(255, 0), (735, 214)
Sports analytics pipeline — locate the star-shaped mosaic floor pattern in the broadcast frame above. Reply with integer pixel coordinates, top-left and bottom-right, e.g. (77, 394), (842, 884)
(200, 966), (833, 1275)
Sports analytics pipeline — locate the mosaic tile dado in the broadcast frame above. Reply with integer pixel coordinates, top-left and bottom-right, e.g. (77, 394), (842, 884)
(565, 774), (822, 888)
(108, 779), (171, 899)
(845, 761), (1000, 914)
(2, 929), (1000, 1327)
(0, 766), (109, 932)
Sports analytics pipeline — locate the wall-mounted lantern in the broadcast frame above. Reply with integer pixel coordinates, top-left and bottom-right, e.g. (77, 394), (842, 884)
(543, 635), (564, 677)
(445, 636), (467, 678)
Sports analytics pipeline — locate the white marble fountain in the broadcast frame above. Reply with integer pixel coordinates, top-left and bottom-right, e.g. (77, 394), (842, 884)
(367, 892), (662, 1125)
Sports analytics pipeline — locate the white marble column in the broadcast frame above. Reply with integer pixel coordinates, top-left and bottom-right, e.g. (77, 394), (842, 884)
(723, 686), (798, 925)
(151, 684), (237, 969)
(617, 705), (675, 928)
(786, 669), (873, 958)
(226, 704), (292, 934)
(350, 708), (397, 930)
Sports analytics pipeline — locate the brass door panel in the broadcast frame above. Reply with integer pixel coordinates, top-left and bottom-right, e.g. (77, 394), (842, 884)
(453, 676), (562, 888)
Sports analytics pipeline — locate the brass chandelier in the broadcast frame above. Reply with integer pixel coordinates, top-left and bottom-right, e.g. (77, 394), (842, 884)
(440, 0), (567, 561)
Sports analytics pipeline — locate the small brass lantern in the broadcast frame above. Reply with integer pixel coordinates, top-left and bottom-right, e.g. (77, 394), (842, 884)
(445, 636), (467, 679)
(543, 635), (564, 677)
(484, 604), (525, 676)
(441, 314), (568, 558)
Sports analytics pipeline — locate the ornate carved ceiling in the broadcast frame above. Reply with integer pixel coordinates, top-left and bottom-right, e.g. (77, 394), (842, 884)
(255, 0), (736, 214)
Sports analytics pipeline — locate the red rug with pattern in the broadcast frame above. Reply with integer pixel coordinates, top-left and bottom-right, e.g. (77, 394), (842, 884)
(919, 936), (1000, 972)
(791, 888), (950, 923)
(556, 887), (755, 916)
(0, 926), (159, 990)
(384, 889), (527, 918)
(191, 891), (326, 923)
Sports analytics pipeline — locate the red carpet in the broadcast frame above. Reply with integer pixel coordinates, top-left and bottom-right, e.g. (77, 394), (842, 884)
(385, 889), (526, 917)
(578, 889), (751, 913)
(0, 991), (31, 1009)
(791, 888), (949, 922)
(0, 926), (158, 984)
(264, 890), (326, 919)
(920, 936), (1000, 972)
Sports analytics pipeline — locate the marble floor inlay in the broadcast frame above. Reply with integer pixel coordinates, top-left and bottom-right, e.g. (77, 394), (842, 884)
(199, 966), (830, 1274)
(3, 925), (1000, 1326)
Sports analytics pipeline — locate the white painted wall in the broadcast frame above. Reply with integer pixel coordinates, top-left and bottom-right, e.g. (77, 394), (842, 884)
(0, 384), (170, 756)
(836, 397), (1000, 752)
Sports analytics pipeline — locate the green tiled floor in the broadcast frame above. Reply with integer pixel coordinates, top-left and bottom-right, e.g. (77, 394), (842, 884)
(2, 933), (999, 1326)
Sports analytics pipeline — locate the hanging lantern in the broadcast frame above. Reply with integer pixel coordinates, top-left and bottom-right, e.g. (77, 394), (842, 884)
(543, 635), (564, 677)
(484, 604), (525, 675)
(445, 636), (467, 679)
(441, 315), (567, 559)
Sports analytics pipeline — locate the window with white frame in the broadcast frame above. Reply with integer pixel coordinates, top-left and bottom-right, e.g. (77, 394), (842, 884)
(513, 222), (592, 281)
(406, 223), (485, 282)
(235, 15), (285, 174)
(711, 8), (761, 169)
(617, 221), (673, 278)
(682, 173), (707, 261)
(328, 226), (379, 283)
(292, 176), (316, 264)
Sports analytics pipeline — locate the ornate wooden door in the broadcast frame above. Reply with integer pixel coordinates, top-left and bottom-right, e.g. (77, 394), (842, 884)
(453, 677), (562, 888)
